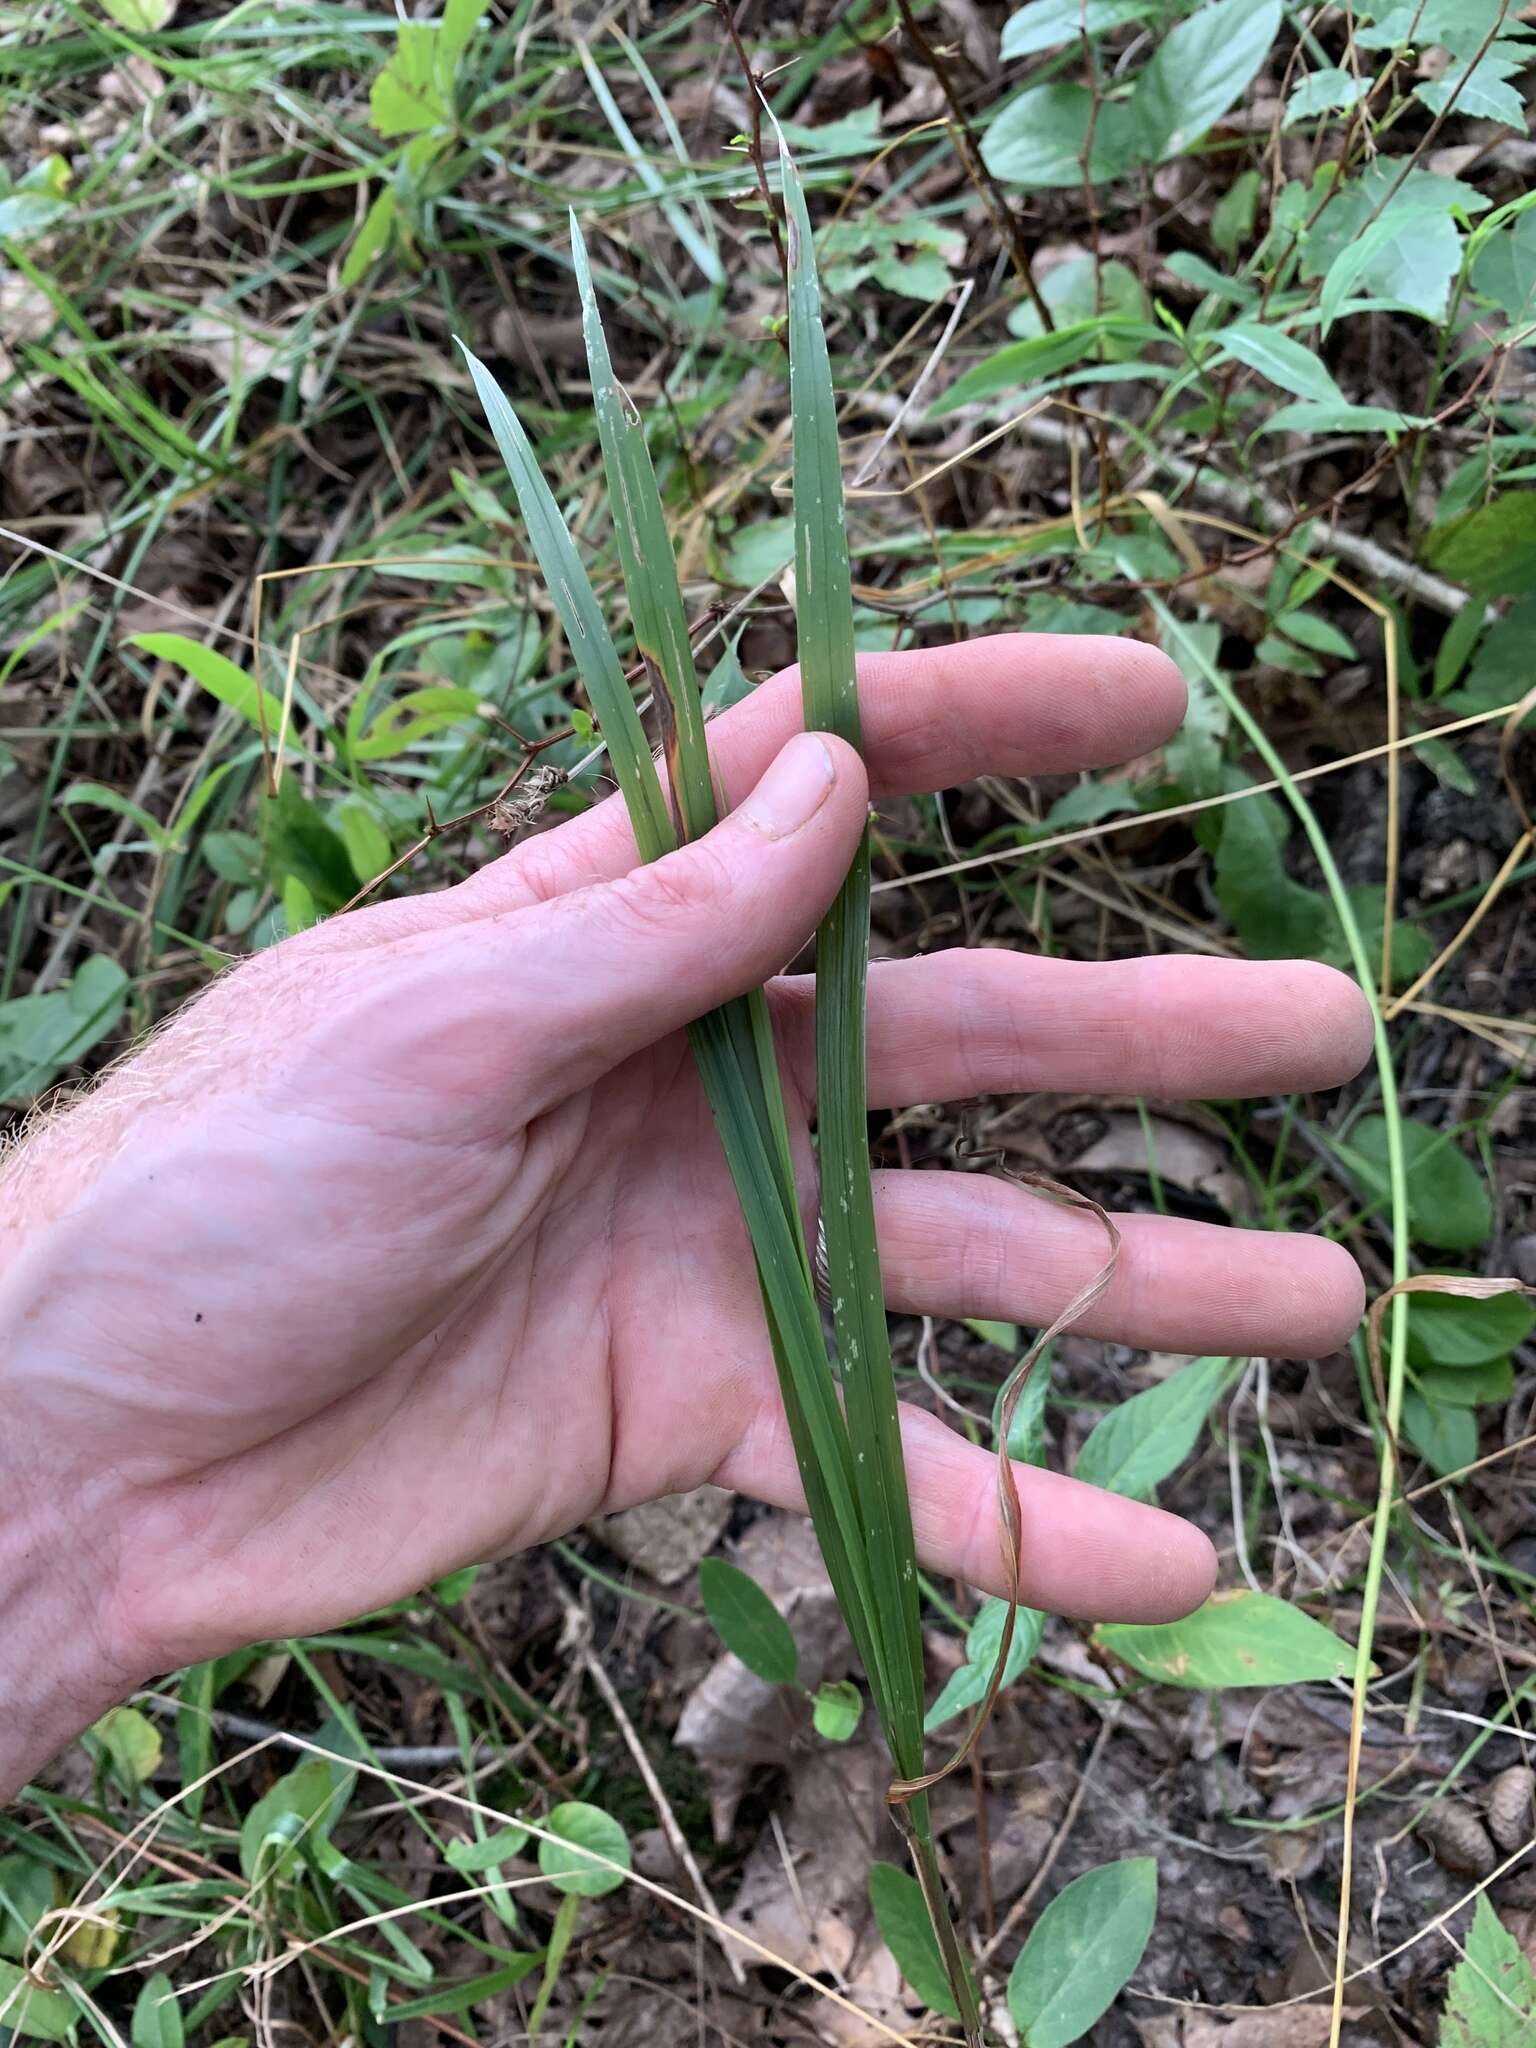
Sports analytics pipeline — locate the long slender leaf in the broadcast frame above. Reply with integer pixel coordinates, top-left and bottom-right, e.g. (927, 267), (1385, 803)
(782, 140), (925, 1770)
(461, 324), (884, 1685)
(779, 134), (981, 2043)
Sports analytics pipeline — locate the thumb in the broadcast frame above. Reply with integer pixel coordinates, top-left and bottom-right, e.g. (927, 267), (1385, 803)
(511, 732), (868, 1105)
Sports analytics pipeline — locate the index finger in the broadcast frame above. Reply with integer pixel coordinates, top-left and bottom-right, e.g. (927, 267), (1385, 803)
(489, 632), (1186, 902)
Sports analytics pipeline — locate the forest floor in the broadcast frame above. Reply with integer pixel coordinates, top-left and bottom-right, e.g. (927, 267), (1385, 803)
(2, 1), (1535, 2044)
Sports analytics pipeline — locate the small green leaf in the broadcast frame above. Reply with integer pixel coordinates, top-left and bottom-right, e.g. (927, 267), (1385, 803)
(0, 156), (73, 241)
(1215, 794), (1330, 960)
(698, 1558), (799, 1687)
(339, 186), (397, 289)
(1414, 1357), (1513, 1409)
(1318, 202), (1448, 337)
(239, 1758), (353, 1881)
(1074, 1356), (1235, 1500)
(129, 632), (286, 741)
(1096, 1589), (1356, 1688)
(722, 516), (794, 590)
(336, 802), (393, 886)
(1211, 168), (1261, 257)
(981, 84), (1141, 190)
(965, 1317), (1019, 1353)
(1284, 66), (1371, 126)
(1408, 1288), (1535, 1369)
(701, 631), (753, 715)
(1416, 45), (1528, 130)
(925, 1600), (1044, 1733)
(869, 1864), (961, 2020)
(1298, 162), (1485, 322)
(1471, 206), (1536, 320)
(1334, 1116), (1492, 1252)
(431, 1562), (481, 1604)
(349, 685), (481, 761)
(1213, 322), (1346, 405)
(132, 1975), (184, 2048)
(1007, 1858), (1156, 2047)
(1441, 1893), (1536, 2046)
(0, 1960), (76, 2042)
(384, 1957), (541, 2022)
(934, 319), (1150, 413)
(811, 1679), (862, 1742)
(96, 0), (174, 24)
(282, 873), (318, 937)
(88, 1706), (162, 1789)
(261, 780), (356, 913)
(1129, 0), (1281, 163)
(999, 0), (1157, 60)
(537, 1803), (630, 1899)
(444, 1826), (530, 1872)
(1401, 1390), (1478, 1478)
(992, 1348), (1052, 1466)
(0, 953), (129, 1105)
(1263, 399), (1423, 434)
(60, 782), (170, 850)
(1274, 610), (1356, 660)
(1426, 494), (1536, 597)
(370, 24), (450, 137)
(0, 1858), (54, 1964)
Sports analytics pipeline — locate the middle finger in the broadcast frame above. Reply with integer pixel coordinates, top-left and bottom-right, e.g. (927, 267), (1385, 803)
(772, 950), (1374, 1108)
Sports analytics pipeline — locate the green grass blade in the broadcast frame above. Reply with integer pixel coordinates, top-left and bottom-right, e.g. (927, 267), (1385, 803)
(462, 334), (886, 1689)
(456, 344), (674, 865)
(570, 213), (717, 847)
(571, 213), (808, 1243)
(780, 131), (982, 2045)
(781, 140), (926, 1762)
(573, 40), (724, 288)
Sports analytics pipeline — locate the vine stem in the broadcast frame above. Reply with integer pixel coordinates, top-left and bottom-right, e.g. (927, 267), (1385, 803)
(1141, 593), (1409, 2048)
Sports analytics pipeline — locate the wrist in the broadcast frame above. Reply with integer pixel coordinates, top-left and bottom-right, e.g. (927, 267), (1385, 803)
(0, 1464), (148, 1804)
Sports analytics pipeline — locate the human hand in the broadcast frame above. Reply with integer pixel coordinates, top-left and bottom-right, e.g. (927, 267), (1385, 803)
(0, 634), (1372, 1793)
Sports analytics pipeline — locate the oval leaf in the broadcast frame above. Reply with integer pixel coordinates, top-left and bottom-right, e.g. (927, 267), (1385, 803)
(1095, 1589), (1355, 1689)
(811, 1679), (862, 1743)
(1212, 322), (1345, 404)
(1408, 1285), (1534, 1368)
(128, 633), (285, 743)
(537, 1802), (630, 1899)
(1074, 1356), (1235, 1500)
(868, 1864), (960, 2021)
(1334, 1116), (1492, 1251)
(1007, 1857), (1157, 2048)
(0, 1961), (76, 2043)
(925, 1599), (1044, 1734)
(132, 1974), (184, 2048)
(1129, 0), (1281, 163)
(698, 1558), (799, 1688)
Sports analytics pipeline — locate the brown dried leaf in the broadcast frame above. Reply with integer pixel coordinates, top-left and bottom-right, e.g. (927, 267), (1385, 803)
(1487, 1765), (1536, 1853)
(591, 1485), (734, 1587)
(1418, 1800), (1498, 1878)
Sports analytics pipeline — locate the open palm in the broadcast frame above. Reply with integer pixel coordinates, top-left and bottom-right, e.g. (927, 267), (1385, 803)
(2, 635), (1372, 1701)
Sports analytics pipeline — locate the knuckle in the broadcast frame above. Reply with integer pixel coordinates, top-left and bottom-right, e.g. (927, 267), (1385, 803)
(603, 842), (734, 940)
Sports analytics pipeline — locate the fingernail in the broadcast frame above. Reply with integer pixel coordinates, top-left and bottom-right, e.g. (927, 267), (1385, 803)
(739, 734), (836, 839)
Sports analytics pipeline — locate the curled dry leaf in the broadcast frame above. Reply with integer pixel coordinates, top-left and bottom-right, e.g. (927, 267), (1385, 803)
(591, 1484), (733, 1587)
(1138, 2007), (1370, 2048)
(1068, 1111), (1252, 1219)
(1418, 1799), (1498, 1879)
(180, 298), (322, 402)
(1486, 1764), (1536, 1853)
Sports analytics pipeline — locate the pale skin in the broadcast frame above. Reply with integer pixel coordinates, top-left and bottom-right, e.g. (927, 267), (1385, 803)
(0, 634), (1375, 1799)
